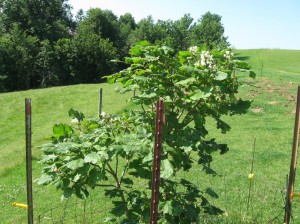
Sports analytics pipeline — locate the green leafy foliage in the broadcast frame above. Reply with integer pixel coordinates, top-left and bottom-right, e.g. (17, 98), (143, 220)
(106, 42), (255, 222)
(38, 43), (255, 223)
(38, 109), (154, 222)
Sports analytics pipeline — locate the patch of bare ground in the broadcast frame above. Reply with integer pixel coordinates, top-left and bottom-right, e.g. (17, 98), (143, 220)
(268, 101), (279, 105)
(251, 107), (264, 113)
(245, 78), (297, 114)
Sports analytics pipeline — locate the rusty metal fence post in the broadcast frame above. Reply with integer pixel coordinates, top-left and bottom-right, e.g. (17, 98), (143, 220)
(284, 86), (300, 224)
(25, 99), (33, 224)
(150, 99), (164, 224)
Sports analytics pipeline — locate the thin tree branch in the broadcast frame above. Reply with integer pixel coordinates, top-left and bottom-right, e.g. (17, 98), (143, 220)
(95, 184), (116, 188)
(107, 163), (120, 187)
(120, 159), (130, 184)
(107, 162), (129, 215)
(115, 155), (119, 177)
(180, 100), (201, 128)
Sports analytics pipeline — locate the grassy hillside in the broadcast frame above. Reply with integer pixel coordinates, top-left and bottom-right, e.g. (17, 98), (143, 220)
(0, 84), (134, 174)
(0, 83), (134, 222)
(236, 49), (300, 80)
(1, 49), (300, 223)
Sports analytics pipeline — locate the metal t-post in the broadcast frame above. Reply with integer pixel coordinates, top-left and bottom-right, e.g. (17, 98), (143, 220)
(99, 88), (103, 117)
(150, 99), (164, 224)
(284, 86), (300, 224)
(25, 99), (33, 224)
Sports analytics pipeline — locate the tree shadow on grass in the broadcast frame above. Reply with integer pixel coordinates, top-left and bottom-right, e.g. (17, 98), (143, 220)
(229, 99), (252, 115)
(234, 53), (250, 61)
(235, 56), (250, 61)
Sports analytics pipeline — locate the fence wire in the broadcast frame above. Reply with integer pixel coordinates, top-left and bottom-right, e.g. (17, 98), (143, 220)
(36, 191), (112, 224)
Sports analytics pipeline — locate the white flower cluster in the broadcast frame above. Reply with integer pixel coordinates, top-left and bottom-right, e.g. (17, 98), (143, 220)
(71, 118), (79, 124)
(224, 50), (234, 60)
(194, 51), (215, 69)
(188, 46), (198, 54)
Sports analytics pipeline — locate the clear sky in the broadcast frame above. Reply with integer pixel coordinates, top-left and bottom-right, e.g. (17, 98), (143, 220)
(68, 0), (300, 50)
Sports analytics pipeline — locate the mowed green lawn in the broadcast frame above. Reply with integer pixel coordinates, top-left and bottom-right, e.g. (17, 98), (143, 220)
(1, 49), (300, 223)
(0, 83), (135, 223)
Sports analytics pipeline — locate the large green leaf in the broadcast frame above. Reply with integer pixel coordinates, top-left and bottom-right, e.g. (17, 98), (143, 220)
(84, 152), (100, 164)
(139, 92), (157, 99)
(142, 152), (153, 164)
(68, 108), (85, 121)
(190, 88), (212, 101)
(98, 151), (109, 162)
(173, 204), (184, 216)
(37, 174), (53, 185)
(111, 201), (127, 217)
(61, 188), (73, 200)
(56, 142), (74, 154)
(41, 143), (56, 154)
(106, 74), (117, 84)
(121, 178), (133, 186)
(40, 154), (57, 163)
(52, 123), (73, 139)
(162, 201), (173, 215)
(249, 70), (256, 78)
(214, 71), (228, 81)
(75, 187), (89, 199)
(66, 159), (84, 170)
(161, 159), (174, 179)
(73, 173), (81, 182)
(175, 77), (196, 86)
(88, 168), (105, 187)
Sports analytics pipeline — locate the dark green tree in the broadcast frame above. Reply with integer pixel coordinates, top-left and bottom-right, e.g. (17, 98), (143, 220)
(0, 25), (40, 91)
(78, 8), (120, 45)
(118, 13), (136, 58)
(75, 9), (86, 27)
(119, 12), (136, 30)
(129, 14), (195, 53)
(71, 34), (118, 83)
(191, 11), (229, 49)
(171, 14), (194, 51)
(0, 0), (75, 91)
(53, 38), (75, 85)
(129, 16), (157, 45)
(0, 0), (74, 42)
(70, 9), (120, 83)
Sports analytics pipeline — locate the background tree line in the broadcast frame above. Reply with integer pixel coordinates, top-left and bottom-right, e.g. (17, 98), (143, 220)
(0, 0), (229, 92)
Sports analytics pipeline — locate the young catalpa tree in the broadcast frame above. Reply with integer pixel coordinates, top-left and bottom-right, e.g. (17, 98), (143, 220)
(109, 42), (255, 179)
(38, 41), (255, 223)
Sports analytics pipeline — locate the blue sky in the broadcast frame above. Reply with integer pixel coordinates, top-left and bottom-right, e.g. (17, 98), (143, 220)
(68, 0), (300, 50)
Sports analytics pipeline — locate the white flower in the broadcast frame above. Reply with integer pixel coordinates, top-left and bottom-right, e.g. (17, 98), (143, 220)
(100, 111), (106, 117)
(189, 46), (198, 54)
(194, 61), (201, 67)
(224, 50), (234, 60)
(200, 50), (214, 69)
(71, 118), (79, 124)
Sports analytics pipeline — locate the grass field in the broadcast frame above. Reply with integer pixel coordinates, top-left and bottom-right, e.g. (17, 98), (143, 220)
(1, 49), (300, 223)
